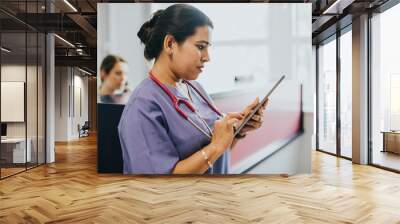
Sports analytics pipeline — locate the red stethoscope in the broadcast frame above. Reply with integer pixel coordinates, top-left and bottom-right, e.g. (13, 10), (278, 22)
(149, 70), (223, 139)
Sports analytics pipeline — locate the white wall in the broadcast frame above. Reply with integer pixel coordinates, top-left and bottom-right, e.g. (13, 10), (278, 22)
(1, 65), (40, 138)
(72, 74), (89, 138)
(98, 3), (313, 99)
(1, 65), (27, 149)
(97, 3), (150, 92)
(55, 67), (89, 141)
(247, 112), (313, 174)
(55, 67), (68, 141)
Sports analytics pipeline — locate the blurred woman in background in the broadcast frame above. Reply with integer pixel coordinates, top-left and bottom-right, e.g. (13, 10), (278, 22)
(99, 55), (131, 104)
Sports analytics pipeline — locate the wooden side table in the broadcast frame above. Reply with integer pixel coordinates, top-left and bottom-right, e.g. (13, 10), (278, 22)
(381, 131), (400, 154)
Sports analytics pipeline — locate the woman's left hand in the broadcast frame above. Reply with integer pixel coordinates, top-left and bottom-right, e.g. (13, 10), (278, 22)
(235, 97), (268, 138)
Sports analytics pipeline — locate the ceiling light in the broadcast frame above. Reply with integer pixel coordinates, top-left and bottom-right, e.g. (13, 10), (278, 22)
(1, 47), (11, 53)
(322, 0), (354, 15)
(63, 0), (78, 12)
(54, 34), (75, 48)
(78, 67), (93, 76)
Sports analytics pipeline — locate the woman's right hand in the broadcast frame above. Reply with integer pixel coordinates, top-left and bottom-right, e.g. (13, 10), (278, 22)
(211, 113), (243, 153)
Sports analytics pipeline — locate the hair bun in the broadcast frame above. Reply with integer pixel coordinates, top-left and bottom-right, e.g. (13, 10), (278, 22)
(137, 10), (164, 44)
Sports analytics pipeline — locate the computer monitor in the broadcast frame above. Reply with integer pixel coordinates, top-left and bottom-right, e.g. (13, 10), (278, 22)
(1, 123), (7, 137)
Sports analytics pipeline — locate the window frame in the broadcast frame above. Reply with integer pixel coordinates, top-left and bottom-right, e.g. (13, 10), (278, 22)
(315, 24), (352, 161)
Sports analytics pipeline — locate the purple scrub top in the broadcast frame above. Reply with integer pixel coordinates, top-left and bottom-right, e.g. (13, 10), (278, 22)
(118, 77), (229, 174)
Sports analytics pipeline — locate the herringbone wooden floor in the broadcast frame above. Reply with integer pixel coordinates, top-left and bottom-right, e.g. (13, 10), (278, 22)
(1, 134), (400, 224)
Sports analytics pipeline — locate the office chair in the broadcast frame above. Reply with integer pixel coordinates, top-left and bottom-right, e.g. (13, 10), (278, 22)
(78, 121), (90, 138)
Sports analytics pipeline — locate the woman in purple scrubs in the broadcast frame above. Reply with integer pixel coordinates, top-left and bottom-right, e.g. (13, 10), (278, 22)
(118, 4), (267, 174)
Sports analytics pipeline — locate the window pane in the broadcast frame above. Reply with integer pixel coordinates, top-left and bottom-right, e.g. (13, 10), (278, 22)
(1, 30), (28, 177)
(318, 37), (337, 154)
(371, 4), (400, 171)
(38, 32), (46, 165)
(340, 30), (352, 158)
(0, 0), (46, 179)
(27, 31), (38, 169)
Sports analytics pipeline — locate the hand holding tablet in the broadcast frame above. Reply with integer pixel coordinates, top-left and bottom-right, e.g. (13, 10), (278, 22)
(234, 75), (286, 137)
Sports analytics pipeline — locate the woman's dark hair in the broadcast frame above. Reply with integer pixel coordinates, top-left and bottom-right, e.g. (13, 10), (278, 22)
(100, 55), (125, 75)
(137, 4), (213, 60)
